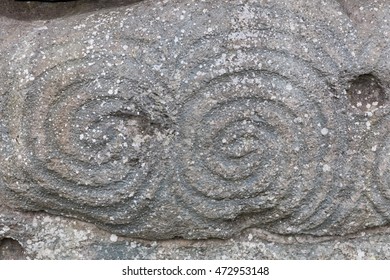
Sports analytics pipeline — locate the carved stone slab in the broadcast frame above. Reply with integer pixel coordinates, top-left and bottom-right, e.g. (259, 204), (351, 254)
(0, 0), (390, 259)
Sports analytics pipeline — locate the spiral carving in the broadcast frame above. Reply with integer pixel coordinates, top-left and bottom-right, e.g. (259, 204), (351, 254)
(1, 41), (171, 228)
(172, 2), (353, 234)
(2, 0), (389, 239)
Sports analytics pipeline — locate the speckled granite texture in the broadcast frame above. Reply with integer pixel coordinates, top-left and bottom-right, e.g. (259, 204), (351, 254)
(0, 0), (390, 259)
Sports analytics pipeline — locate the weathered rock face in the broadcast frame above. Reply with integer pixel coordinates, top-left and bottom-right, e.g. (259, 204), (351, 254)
(0, 0), (390, 259)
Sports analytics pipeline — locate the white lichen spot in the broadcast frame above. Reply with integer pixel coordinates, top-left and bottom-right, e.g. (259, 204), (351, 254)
(73, 24), (86, 30)
(294, 117), (303, 124)
(43, 217), (52, 223)
(372, 145), (377, 152)
(110, 234), (118, 242)
(357, 249), (366, 259)
(321, 127), (329, 136)
(131, 135), (146, 149)
(323, 164), (331, 172)
(1, 225), (10, 233)
(32, 217), (38, 227)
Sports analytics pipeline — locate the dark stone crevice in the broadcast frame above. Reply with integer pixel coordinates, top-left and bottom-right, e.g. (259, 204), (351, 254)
(0, 238), (27, 260)
(0, 0), (143, 21)
(347, 74), (386, 111)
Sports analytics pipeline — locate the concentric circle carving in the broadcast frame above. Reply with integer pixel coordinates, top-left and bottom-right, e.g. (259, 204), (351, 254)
(175, 69), (337, 228)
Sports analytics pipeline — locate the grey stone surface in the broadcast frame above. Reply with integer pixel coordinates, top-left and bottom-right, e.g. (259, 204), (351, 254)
(0, 0), (390, 259)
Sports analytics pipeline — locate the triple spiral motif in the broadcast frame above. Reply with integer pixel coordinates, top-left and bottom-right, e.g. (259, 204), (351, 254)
(0, 1), (389, 238)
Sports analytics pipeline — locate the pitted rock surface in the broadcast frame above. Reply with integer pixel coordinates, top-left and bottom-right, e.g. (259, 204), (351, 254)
(0, 0), (390, 259)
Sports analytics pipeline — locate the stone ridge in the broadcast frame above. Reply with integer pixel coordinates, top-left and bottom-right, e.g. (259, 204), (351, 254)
(0, 0), (389, 241)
